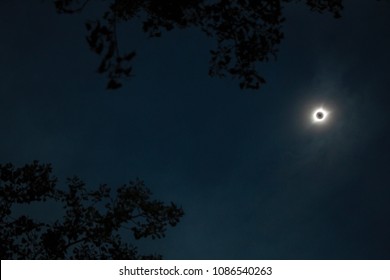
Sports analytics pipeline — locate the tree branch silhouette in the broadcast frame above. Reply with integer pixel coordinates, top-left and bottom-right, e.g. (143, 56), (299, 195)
(52, 0), (343, 90)
(0, 161), (184, 259)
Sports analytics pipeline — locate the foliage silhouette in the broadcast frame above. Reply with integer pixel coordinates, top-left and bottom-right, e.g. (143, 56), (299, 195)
(53, 0), (343, 90)
(0, 161), (184, 259)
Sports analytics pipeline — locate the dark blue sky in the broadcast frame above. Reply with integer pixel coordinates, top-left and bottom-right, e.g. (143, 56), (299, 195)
(1, 0), (390, 259)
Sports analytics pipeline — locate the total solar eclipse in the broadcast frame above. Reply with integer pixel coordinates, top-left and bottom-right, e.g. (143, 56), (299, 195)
(316, 112), (324, 119)
(312, 108), (328, 123)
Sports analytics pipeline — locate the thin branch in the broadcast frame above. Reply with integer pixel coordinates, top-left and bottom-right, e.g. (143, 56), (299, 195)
(57, 0), (91, 14)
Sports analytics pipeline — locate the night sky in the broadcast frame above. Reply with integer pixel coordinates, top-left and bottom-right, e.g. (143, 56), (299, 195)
(1, 0), (390, 259)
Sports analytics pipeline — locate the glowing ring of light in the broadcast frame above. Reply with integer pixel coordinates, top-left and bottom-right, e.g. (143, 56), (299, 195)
(312, 108), (328, 123)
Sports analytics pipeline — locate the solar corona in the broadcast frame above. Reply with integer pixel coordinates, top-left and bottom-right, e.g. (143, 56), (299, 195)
(312, 108), (329, 123)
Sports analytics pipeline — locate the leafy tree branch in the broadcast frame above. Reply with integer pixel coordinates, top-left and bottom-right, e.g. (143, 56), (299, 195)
(52, 0), (343, 90)
(0, 161), (184, 259)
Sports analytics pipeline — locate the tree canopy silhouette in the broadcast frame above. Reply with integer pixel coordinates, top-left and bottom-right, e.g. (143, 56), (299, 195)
(53, 0), (343, 90)
(0, 161), (184, 259)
